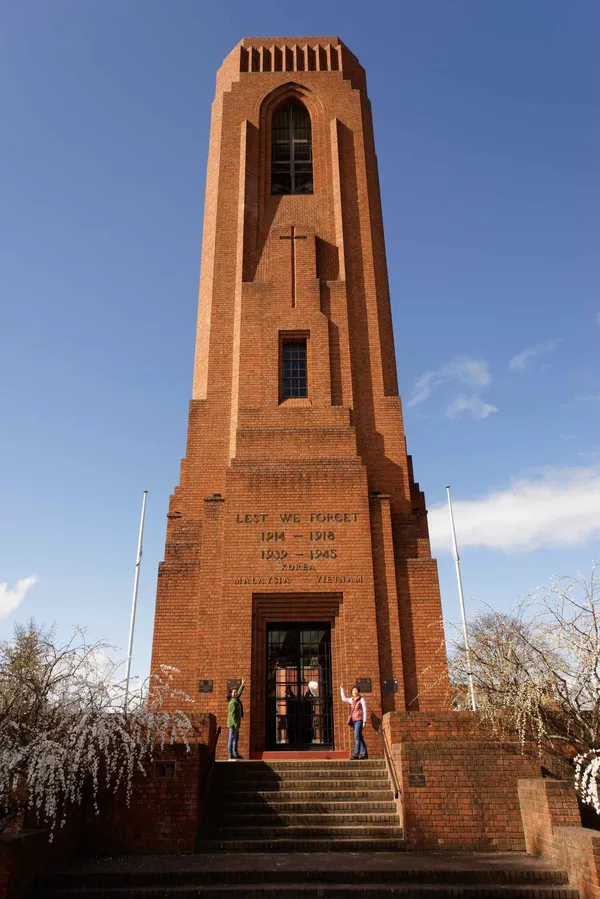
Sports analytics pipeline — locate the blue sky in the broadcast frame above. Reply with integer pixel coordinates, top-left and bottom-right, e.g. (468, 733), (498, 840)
(1, 0), (599, 681)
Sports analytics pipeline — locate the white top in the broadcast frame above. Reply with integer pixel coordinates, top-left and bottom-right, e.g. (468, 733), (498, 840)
(340, 687), (367, 724)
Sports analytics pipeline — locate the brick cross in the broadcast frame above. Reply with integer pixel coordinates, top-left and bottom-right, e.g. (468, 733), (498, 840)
(279, 225), (307, 308)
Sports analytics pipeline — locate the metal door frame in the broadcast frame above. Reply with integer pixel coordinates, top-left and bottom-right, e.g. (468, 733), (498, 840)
(265, 622), (333, 750)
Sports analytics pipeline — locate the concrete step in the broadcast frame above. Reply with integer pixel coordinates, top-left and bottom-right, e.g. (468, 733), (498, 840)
(36, 853), (575, 895)
(218, 779), (391, 791)
(218, 783), (392, 797)
(40, 866), (572, 890)
(215, 811), (400, 825)
(216, 761), (387, 771)
(218, 789), (395, 801)
(37, 887), (579, 899)
(219, 776), (391, 791)
(214, 799), (398, 812)
(219, 766), (387, 779)
(214, 825), (405, 839)
(195, 837), (408, 851)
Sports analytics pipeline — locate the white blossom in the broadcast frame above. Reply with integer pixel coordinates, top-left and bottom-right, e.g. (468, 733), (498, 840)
(0, 621), (194, 838)
(575, 750), (600, 814)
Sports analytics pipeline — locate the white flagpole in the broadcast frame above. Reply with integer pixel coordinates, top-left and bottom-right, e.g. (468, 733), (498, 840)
(124, 490), (148, 710)
(445, 485), (478, 712)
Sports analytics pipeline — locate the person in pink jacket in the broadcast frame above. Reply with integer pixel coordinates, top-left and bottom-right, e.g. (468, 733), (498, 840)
(340, 683), (368, 760)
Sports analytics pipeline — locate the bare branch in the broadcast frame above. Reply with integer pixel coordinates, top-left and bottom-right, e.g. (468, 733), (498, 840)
(446, 562), (600, 811)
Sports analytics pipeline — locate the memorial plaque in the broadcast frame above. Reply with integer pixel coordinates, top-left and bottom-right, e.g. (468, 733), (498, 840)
(408, 774), (426, 788)
(383, 679), (398, 694)
(198, 679), (213, 693)
(155, 761), (176, 778)
(356, 678), (372, 693)
(227, 678), (242, 691)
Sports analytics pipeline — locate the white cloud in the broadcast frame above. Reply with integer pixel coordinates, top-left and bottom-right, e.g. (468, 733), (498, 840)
(444, 394), (498, 420)
(0, 575), (39, 622)
(429, 466), (600, 553)
(408, 357), (493, 416)
(508, 340), (558, 373)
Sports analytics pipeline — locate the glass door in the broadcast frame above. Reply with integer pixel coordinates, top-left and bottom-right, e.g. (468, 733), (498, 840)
(266, 623), (333, 750)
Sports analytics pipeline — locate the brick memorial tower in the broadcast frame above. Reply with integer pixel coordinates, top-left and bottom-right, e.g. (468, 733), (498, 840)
(151, 36), (451, 759)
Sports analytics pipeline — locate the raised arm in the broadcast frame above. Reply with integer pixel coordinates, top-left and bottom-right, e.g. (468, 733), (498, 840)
(237, 679), (245, 699)
(340, 685), (351, 703)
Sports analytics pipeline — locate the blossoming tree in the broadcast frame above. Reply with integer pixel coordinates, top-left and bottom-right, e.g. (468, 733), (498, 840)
(0, 620), (193, 837)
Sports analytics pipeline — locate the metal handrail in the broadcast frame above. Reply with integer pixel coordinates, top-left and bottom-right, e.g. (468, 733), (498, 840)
(378, 725), (400, 799)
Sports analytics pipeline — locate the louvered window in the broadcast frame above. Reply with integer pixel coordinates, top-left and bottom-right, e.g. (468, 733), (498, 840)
(271, 101), (314, 195)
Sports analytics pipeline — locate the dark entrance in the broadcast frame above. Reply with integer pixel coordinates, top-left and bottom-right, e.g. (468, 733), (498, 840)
(266, 623), (333, 750)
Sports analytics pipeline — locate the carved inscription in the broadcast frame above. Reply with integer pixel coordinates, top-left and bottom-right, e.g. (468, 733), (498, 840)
(232, 511), (364, 584)
(232, 576), (292, 585)
(309, 512), (359, 523)
(316, 575), (364, 584)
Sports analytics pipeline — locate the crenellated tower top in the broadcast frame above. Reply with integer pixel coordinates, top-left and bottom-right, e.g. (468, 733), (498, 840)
(216, 36), (367, 93)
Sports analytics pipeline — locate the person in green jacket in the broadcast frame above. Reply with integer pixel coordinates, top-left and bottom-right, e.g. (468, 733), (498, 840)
(227, 678), (245, 760)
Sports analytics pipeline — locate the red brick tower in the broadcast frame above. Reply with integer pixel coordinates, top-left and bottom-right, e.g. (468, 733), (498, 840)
(151, 37), (450, 757)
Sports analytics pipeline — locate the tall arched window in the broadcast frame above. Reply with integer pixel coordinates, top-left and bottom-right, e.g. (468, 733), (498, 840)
(271, 100), (313, 195)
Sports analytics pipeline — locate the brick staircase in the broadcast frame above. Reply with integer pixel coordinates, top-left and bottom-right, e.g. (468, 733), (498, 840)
(197, 759), (405, 851)
(33, 761), (579, 898)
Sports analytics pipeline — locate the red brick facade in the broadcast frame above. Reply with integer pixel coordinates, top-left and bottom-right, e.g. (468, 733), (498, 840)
(151, 37), (450, 759)
(518, 778), (600, 899)
(383, 712), (541, 851)
(85, 716), (218, 855)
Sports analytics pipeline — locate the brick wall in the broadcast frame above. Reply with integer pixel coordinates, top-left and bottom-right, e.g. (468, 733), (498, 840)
(384, 711), (540, 851)
(0, 716), (217, 898)
(518, 778), (600, 899)
(86, 714), (218, 854)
